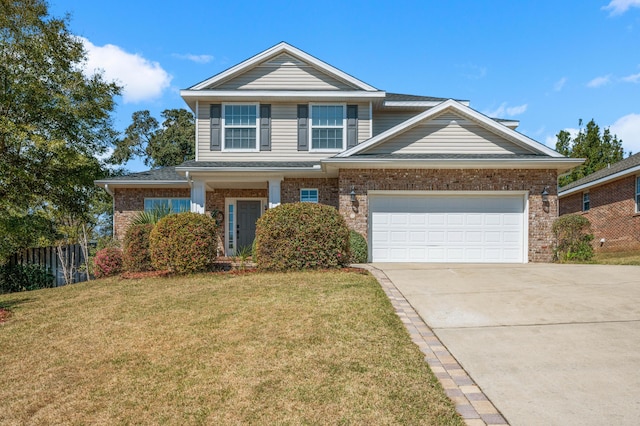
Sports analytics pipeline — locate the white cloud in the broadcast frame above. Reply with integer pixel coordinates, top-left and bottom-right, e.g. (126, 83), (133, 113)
(458, 63), (487, 80)
(603, 0), (640, 16)
(586, 75), (612, 88)
(554, 77), (567, 91)
(172, 53), (214, 64)
(609, 113), (640, 154)
(622, 72), (640, 83)
(484, 102), (528, 118)
(80, 37), (172, 104)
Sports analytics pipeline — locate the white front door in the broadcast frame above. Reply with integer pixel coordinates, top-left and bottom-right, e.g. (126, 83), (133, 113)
(369, 193), (527, 263)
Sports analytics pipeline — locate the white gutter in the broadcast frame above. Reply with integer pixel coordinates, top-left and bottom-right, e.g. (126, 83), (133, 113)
(180, 90), (386, 99)
(322, 157), (585, 171)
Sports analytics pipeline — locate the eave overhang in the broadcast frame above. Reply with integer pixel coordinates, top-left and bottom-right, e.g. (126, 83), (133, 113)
(180, 90), (387, 111)
(321, 157), (585, 172)
(558, 163), (640, 197)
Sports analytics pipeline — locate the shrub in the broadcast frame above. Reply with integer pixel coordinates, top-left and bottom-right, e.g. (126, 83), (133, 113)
(552, 214), (595, 262)
(130, 205), (173, 226)
(123, 224), (154, 272)
(349, 230), (368, 263)
(93, 247), (123, 278)
(255, 202), (350, 271)
(0, 263), (55, 294)
(149, 212), (218, 274)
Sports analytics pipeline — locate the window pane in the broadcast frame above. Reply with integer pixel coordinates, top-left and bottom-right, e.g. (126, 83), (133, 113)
(225, 105), (256, 126)
(301, 189), (318, 203)
(228, 204), (234, 250)
(312, 105), (342, 126)
(312, 128), (343, 150)
(171, 199), (190, 212)
(226, 128), (256, 149)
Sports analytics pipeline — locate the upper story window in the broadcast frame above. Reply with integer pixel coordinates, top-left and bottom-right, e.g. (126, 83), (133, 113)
(582, 192), (590, 212)
(300, 188), (319, 203)
(224, 104), (258, 150)
(636, 176), (640, 213)
(144, 198), (190, 213)
(310, 105), (345, 151)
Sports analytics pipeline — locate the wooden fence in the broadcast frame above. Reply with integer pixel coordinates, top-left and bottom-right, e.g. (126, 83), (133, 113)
(8, 244), (89, 286)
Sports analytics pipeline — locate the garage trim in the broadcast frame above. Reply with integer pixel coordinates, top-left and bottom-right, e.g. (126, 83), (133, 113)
(367, 190), (529, 263)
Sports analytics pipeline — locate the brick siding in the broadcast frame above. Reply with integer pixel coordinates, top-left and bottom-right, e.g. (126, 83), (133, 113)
(113, 188), (190, 241)
(338, 168), (558, 262)
(112, 169), (559, 262)
(281, 178), (339, 207)
(559, 176), (640, 252)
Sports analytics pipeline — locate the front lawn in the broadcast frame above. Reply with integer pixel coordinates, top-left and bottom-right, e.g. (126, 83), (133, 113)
(594, 250), (640, 265)
(0, 270), (462, 425)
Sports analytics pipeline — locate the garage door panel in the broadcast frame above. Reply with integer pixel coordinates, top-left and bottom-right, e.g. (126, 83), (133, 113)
(370, 194), (525, 263)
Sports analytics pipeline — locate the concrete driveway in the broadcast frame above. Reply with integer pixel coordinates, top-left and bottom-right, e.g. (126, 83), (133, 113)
(374, 263), (640, 426)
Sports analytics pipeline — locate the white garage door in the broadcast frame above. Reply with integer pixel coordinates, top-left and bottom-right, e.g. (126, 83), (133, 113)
(370, 194), (526, 263)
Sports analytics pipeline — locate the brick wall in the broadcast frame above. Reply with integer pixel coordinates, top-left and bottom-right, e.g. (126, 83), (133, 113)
(113, 188), (190, 241)
(281, 178), (339, 207)
(338, 168), (558, 262)
(559, 176), (640, 252)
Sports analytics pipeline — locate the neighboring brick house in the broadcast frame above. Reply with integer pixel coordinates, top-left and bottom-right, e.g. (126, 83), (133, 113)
(558, 153), (640, 252)
(96, 42), (581, 263)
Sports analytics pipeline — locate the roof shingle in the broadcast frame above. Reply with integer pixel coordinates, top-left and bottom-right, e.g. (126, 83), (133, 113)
(559, 152), (640, 192)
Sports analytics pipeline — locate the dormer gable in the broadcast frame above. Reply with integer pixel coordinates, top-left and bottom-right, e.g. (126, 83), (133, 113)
(189, 42), (379, 92)
(336, 100), (562, 158)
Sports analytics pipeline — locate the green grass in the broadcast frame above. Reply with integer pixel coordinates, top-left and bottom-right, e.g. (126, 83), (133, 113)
(0, 271), (462, 425)
(594, 250), (640, 265)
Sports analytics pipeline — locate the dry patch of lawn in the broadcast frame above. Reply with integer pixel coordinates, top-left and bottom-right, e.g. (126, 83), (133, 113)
(0, 270), (462, 425)
(594, 251), (640, 265)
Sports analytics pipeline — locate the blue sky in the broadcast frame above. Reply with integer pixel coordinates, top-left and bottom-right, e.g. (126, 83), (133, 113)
(49, 0), (640, 172)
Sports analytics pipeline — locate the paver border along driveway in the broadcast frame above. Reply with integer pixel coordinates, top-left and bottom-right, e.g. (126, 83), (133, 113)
(372, 263), (640, 426)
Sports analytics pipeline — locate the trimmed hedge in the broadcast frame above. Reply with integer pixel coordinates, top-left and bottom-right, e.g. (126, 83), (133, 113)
(349, 230), (368, 263)
(255, 202), (350, 271)
(149, 212), (218, 274)
(0, 263), (55, 294)
(123, 224), (154, 272)
(93, 247), (123, 278)
(552, 214), (594, 262)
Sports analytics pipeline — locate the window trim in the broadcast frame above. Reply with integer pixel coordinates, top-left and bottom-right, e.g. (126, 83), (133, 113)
(222, 102), (260, 152)
(143, 198), (190, 213)
(636, 176), (640, 213)
(309, 103), (346, 153)
(300, 188), (319, 203)
(582, 192), (590, 212)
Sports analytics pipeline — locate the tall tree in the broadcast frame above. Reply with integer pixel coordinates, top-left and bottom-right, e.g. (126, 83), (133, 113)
(556, 119), (625, 187)
(110, 109), (195, 168)
(0, 0), (121, 261)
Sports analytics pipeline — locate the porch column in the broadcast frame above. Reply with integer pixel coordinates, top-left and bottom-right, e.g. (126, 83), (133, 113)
(190, 180), (205, 214)
(268, 177), (282, 209)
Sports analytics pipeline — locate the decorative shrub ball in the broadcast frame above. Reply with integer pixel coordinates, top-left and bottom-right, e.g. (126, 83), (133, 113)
(123, 223), (154, 272)
(349, 230), (368, 264)
(93, 247), (123, 278)
(255, 202), (350, 271)
(149, 212), (218, 274)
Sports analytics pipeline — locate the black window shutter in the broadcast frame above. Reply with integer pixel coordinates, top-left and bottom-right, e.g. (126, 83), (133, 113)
(260, 104), (271, 151)
(347, 104), (358, 149)
(210, 104), (221, 151)
(297, 104), (309, 151)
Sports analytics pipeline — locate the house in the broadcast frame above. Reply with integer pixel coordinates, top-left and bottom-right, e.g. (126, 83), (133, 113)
(558, 153), (640, 252)
(96, 42), (581, 263)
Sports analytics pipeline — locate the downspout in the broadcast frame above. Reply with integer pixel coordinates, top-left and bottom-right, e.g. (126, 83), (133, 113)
(185, 171), (193, 187)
